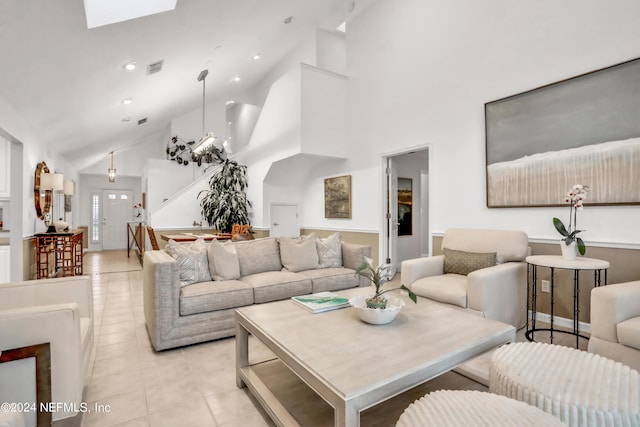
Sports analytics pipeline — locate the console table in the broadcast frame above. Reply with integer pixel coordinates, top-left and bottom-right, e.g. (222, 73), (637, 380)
(34, 230), (83, 279)
(126, 221), (145, 264)
(526, 255), (609, 348)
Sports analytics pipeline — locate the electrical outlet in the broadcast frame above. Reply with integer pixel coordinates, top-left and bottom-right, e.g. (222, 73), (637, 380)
(541, 280), (550, 293)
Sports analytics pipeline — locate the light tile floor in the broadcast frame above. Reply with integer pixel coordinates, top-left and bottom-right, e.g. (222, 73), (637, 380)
(54, 251), (587, 427)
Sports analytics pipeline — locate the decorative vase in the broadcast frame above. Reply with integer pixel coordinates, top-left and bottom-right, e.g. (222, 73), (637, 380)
(560, 240), (577, 260)
(54, 219), (68, 232)
(349, 295), (405, 325)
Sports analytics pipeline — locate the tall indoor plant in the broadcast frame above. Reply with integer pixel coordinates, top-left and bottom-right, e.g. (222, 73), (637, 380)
(198, 159), (251, 233)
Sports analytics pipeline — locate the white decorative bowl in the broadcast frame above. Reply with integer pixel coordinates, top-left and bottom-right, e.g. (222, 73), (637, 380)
(349, 295), (405, 325)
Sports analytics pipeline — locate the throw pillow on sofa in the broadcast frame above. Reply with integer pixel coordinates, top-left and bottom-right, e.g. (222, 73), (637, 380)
(207, 239), (240, 280)
(442, 248), (497, 276)
(234, 237), (282, 276)
(165, 238), (211, 286)
(279, 234), (319, 272)
(316, 232), (342, 268)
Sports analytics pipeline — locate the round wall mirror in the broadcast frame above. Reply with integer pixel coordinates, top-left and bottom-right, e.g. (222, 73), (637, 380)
(34, 161), (52, 220)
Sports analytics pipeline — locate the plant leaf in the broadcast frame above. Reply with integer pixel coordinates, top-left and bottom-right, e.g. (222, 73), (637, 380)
(401, 284), (417, 304)
(552, 217), (569, 237)
(576, 237), (586, 255)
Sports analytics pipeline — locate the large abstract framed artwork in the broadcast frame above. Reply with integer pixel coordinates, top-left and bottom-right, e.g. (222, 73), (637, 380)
(485, 57), (640, 207)
(324, 175), (351, 218)
(398, 178), (412, 236)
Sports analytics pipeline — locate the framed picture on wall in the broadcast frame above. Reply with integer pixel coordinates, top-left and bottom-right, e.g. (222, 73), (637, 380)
(485, 56), (640, 207)
(398, 178), (412, 236)
(324, 175), (351, 219)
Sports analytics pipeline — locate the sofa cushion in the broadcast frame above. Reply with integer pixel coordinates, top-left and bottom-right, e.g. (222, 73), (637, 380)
(443, 248), (496, 276)
(316, 232), (343, 268)
(208, 239), (240, 280)
(617, 317), (640, 351)
(180, 280), (253, 315)
(165, 238), (211, 285)
(298, 267), (358, 293)
(279, 234), (319, 272)
(240, 271), (312, 303)
(411, 274), (467, 308)
(234, 237), (282, 276)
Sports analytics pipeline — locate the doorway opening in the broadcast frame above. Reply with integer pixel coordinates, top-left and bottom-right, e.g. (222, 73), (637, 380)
(381, 146), (430, 275)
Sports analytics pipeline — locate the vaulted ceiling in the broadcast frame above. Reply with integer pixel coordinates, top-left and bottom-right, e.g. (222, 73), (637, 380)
(0, 0), (346, 170)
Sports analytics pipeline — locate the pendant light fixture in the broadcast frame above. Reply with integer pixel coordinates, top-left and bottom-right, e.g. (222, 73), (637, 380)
(108, 151), (116, 182)
(192, 69), (217, 155)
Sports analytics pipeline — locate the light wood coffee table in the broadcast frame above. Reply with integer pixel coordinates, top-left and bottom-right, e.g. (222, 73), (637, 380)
(236, 287), (515, 427)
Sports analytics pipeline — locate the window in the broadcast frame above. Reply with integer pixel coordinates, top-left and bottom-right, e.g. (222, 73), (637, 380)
(91, 194), (100, 242)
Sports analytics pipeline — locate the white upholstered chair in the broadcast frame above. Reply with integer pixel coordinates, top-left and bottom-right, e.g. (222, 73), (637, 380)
(0, 276), (94, 425)
(401, 228), (529, 328)
(588, 280), (640, 371)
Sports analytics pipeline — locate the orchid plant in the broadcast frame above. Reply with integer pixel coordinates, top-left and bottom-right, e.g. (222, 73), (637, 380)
(553, 184), (589, 255)
(355, 256), (417, 309)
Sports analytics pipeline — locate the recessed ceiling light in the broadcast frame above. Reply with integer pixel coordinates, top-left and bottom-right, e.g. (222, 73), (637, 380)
(226, 100), (235, 105)
(121, 117), (131, 122)
(121, 98), (132, 105)
(233, 76), (241, 82)
(252, 53), (261, 60)
(123, 61), (136, 71)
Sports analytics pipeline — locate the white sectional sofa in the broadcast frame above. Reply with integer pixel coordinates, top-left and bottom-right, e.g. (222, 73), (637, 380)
(143, 235), (371, 351)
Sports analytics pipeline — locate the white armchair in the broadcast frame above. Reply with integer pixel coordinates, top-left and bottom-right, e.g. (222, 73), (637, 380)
(0, 276), (94, 425)
(401, 228), (529, 328)
(588, 280), (640, 371)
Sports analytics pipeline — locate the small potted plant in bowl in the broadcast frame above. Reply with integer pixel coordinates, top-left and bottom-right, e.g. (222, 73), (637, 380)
(355, 257), (417, 309)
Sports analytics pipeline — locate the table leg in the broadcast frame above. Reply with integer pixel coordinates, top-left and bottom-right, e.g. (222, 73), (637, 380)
(530, 265), (537, 341)
(574, 269), (579, 348)
(336, 403), (359, 427)
(526, 263), (530, 336)
(236, 321), (249, 389)
(550, 267), (555, 343)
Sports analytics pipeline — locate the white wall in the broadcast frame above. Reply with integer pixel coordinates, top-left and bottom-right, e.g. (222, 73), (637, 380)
(0, 94), (79, 238)
(316, 29), (346, 75)
(301, 65), (348, 158)
(144, 159), (199, 213)
(343, 0), (640, 245)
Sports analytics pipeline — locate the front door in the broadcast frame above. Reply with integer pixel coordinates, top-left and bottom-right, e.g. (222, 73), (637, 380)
(102, 190), (133, 250)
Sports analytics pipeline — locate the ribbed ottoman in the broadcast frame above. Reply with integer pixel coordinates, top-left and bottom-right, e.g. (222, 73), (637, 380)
(490, 342), (640, 427)
(396, 390), (565, 426)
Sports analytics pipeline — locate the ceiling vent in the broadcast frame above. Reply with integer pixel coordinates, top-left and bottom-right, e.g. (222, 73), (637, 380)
(138, 118), (148, 125)
(147, 60), (164, 75)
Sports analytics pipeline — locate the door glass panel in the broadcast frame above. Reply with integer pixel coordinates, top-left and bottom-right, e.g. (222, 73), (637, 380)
(91, 194), (100, 242)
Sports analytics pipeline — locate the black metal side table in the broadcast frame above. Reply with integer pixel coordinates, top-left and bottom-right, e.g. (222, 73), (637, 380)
(526, 255), (609, 348)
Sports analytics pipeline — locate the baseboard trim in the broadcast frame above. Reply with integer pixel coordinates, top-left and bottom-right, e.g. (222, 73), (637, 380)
(528, 310), (591, 334)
